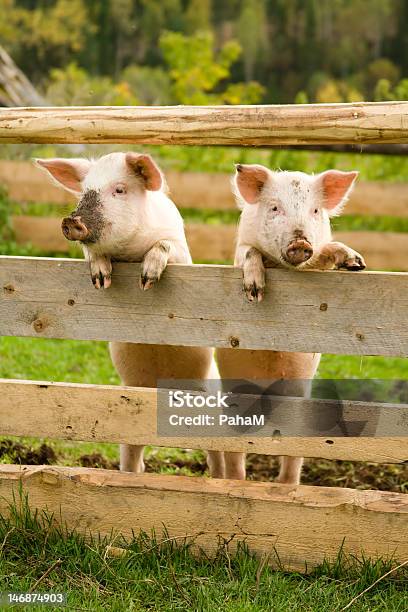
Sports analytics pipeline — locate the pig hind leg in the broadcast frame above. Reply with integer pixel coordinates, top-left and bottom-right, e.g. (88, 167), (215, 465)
(216, 348), (320, 483)
(120, 444), (145, 473)
(276, 456), (303, 485)
(110, 342), (216, 474)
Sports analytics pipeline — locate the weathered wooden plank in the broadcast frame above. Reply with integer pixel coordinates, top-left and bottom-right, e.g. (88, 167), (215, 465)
(12, 216), (69, 253)
(2, 160), (408, 217)
(0, 257), (407, 356)
(346, 181), (408, 217)
(0, 379), (406, 462)
(0, 466), (406, 572)
(10, 216), (408, 271)
(1, 103), (408, 145)
(0, 160), (73, 205)
(334, 231), (408, 271)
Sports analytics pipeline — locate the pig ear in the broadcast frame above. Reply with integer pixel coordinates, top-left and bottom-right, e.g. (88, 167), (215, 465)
(233, 164), (269, 204)
(34, 158), (91, 194)
(317, 170), (359, 216)
(126, 153), (162, 191)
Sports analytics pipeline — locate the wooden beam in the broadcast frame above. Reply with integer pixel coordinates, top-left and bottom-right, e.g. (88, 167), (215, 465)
(1, 103), (408, 145)
(0, 379), (406, 463)
(11, 216), (408, 270)
(0, 257), (407, 356)
(12, 216), (69, 253)
(2, 161), (408, 217)
(0, 466), (406, 572)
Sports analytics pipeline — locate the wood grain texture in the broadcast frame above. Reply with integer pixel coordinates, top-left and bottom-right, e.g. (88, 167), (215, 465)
(1, 103), (408, 145)
(0, 466), (407, 571)
(10, 216), (408, 270)
(0, 257), (407, 356)
(0, 379), (406, 462)
(0, 160), (74, 205)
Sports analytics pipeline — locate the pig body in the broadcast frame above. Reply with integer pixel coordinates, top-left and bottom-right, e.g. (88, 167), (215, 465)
(36, 152), (222, 476)
(216, 165), (366, 482)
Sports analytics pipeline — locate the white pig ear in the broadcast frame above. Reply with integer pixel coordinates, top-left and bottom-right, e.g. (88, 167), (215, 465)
(34, 158), (91, 194)
(233, 164), (269, 204)
(126, 153), (162, 191)
(317, 170), (359, 216)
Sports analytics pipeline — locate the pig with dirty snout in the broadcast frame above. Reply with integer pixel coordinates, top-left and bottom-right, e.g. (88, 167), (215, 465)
(216, 165), (366, 483)
(35, 153), (224, 478)
(36, 152), (192, 290)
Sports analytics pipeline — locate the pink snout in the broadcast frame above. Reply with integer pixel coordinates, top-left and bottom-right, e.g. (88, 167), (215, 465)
(61, 216), (89, 242)
(285, 239), (313, 266)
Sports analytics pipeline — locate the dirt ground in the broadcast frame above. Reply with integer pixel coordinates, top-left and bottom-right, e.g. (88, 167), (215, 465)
(1, 438), (406, 492)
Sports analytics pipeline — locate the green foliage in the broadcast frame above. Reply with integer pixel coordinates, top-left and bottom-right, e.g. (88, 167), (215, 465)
(0, 0), (92, 80)
(121, 65), (174, 105)
(237, 0), (268, 81)
(1, 0), (407, 104)
(0, 186), (13, 242)
(46, 62), (139, 106)
(159, 30), (264, 105)
(374, 77), (408, 101)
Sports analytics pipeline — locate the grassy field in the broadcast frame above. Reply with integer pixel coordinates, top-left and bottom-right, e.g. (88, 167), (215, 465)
(0, 495), (406, 612)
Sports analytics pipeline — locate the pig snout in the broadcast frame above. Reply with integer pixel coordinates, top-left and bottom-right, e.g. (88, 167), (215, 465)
(61, 216), (89, 242)
(285, 238), (313, 266)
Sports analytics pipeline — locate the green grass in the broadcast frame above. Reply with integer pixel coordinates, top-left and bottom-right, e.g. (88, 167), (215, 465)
(0, 494), (407, 612)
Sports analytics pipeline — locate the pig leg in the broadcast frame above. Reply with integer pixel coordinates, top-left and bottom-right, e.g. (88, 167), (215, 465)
(206, 451), (225, 478)
(216, 348), (320, 482)
(238, 245), (266, 302)
(140, 240), (171, 290)
(224, 452), (246, 480)
(83, 247), (112, 289)
(110, 343), (221, 476)
(276, 456), (303, 485)
(310, 242), (366, 271)
(120, 444), (145, 473)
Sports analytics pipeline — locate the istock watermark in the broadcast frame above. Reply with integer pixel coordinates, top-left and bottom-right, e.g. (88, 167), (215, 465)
(157, 379), (408, 437)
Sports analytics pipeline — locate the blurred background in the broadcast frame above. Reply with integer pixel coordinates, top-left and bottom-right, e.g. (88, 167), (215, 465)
(0, 0), (406, 489)
(1, 0), (408, 107)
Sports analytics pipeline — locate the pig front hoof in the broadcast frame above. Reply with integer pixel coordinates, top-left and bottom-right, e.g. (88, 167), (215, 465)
(243, 281), (264, 303)
(140, 273), (158, 291)
(336, 249), (366, 271)
(89, 257), (112, 290)
(91, 271), (112, 290)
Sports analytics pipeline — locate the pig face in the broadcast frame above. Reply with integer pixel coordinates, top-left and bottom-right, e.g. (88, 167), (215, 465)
(35, 152), (163, 249)
(234, 164), (358, 268)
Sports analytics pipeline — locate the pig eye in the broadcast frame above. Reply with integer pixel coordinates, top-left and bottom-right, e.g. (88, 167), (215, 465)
(114, 185), (126, 195)
(272, 206), (278, 212)
(314, 208), (319, 214)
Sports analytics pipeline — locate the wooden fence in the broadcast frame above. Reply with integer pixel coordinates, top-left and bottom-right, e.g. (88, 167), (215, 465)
(0, 103), (407, 572)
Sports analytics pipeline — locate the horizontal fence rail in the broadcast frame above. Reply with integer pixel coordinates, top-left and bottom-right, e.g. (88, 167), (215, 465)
(1, 102), (408, 145)
(1, 466), (407, 572)
(0, 257), (407, 356)
(0, 379), (406, 463)
(2, 160), (407, 216)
